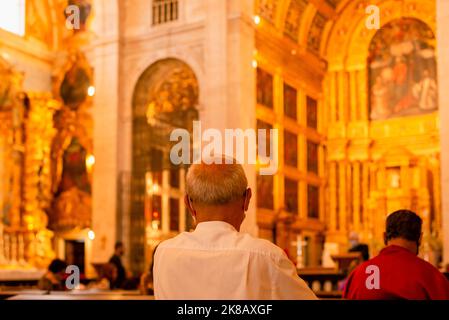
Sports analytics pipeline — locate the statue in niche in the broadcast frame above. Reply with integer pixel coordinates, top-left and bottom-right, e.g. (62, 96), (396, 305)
(50, 51), (93, 231)
(50, 137), (91, 231)
(57, 137), (91, 195)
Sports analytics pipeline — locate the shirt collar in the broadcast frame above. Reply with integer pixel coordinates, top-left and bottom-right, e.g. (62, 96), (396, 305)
(380, 245), (415, 255)
(195, 221), (237, 232)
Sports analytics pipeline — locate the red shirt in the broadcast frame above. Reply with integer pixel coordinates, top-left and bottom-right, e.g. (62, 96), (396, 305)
(343, 245), (449, 300)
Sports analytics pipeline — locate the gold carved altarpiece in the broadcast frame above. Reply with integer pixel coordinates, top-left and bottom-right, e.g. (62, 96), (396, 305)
(0, 58), (58, 269)
(255, 0), (442, 266)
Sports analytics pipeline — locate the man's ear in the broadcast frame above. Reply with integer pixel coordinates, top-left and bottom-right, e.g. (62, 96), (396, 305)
(184, 195), (196, 217)
(243, 188), (252, 211)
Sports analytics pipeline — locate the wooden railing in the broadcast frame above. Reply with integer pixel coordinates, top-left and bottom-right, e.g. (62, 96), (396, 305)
(0, 225), (30, 268)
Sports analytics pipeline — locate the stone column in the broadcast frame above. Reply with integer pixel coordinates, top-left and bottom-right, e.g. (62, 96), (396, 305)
(338, 161), (347, 233)
(353, 161), (361, 231)
(87, 0), (120, 264)
(329, 162), (337, 232)
(437, 0), (449, 266)
(203, 0), (257, 236)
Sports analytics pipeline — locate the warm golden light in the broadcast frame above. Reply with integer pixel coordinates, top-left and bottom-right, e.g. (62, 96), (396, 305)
(252, 59), (258, 69)
(86, 154), (95, 169)
(87, 86), (96, 97)
(88, 230), (95, 240)
(254, 15), (261, 25)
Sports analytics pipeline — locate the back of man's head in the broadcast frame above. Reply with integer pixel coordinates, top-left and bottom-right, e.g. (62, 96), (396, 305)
(48, 259), (67, 274)
(385, 210), (422, 245)
(115, 241), (124, 254)
(186, 157), (248, 206)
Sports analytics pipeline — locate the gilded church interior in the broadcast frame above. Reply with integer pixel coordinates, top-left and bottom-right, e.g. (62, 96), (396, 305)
(0, 0), (449, 298)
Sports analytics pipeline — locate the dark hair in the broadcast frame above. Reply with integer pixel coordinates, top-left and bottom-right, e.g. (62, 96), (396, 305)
(115, 241), (124, 250)
(385, 210), (422, 243)
(48, 259), (68, 274)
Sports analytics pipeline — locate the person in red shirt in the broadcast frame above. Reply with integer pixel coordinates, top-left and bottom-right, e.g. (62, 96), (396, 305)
(343, 210), (449, 300)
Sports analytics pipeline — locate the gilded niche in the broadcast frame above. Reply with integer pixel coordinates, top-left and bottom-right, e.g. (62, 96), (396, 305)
(368, 18), (437, 120)
(0, 57), (58, 269)
(50, 52), (93, 231)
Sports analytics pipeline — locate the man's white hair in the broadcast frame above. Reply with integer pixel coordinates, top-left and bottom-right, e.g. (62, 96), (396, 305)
(186, 156), (248, 205)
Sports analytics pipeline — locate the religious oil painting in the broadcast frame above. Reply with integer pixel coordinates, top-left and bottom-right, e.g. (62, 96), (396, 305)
(256, 120), (274, 210)
(307, 185), (319, 219)
(307, 96), (318, 130)
(368, 18), (437, 120)
(307, 141), (319, 175)
(284, 178), (298, 215)
(257, 68), (274, 109)
(257, 174), (274, 210)
(284, 130), (298, 168)
(257, 119), (273, 158)
(284, 83), (297, 120)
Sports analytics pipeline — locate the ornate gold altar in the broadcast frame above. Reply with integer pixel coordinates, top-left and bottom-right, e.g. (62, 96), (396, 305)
(0, 0), (94, 271)
(0, 58), (57, 269)
(254, 0), (442, 266)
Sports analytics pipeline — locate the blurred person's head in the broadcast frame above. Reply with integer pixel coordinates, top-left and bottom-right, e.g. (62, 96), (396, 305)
(349, 231), (360, 248)
(114, 241), (125, 256)
(48, 259), (68, 277)
(185, 156), (251, 231)
(384, 210), (423, 255)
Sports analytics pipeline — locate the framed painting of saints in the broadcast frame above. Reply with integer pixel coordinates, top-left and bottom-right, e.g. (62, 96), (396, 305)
(256, 120), (274, 210)
(257, 68), (274, 109)
(368, 18), (437, 120)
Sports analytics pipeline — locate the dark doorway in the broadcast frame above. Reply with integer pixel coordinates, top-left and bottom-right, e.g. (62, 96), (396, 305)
(65, 240), (85, 274)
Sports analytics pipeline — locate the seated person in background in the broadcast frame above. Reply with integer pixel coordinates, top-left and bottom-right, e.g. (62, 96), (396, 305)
(88, 263), (118, 290)
(154, 156), (317, 300)
(348, 231), (369, 262)
(140, 245), (159, 295)
(338, 231), (370, 291)
(344, 210), (449, 300)
(38, 259), (68, 291)
(109, 242), (127, 289)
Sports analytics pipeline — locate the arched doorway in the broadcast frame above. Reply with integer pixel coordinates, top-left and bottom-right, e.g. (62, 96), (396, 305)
(130, 58), (199, 273)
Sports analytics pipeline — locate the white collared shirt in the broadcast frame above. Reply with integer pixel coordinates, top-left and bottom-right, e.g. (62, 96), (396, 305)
(154, 221), (317, 300)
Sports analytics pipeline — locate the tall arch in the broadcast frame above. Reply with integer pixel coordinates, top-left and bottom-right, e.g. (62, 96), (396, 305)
(129, 58), (199, 273)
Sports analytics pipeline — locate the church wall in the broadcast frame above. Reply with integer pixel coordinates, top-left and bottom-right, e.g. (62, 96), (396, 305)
(97, 0), (258, 272)
(84, 0), (121, 265)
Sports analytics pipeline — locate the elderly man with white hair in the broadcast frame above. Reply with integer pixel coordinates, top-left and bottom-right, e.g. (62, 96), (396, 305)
(153, 158), (317, 300)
